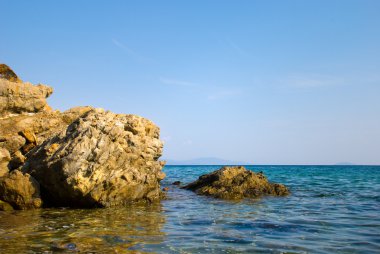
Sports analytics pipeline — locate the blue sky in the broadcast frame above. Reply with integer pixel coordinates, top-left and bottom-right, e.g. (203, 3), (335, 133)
(1, 0), (379, 164)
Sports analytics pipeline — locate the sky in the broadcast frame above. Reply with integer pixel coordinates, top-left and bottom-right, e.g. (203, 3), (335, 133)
(1, 0), (379, 165)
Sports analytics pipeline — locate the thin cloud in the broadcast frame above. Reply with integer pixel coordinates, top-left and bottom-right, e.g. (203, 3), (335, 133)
(111, 38), (154, 63)
(283, 74), (345, 88)
(159, 77), (243, 101)
(159, 77), (198, 87)
(112, 38), (136, 55)
(226, 39), (246, 57)
(207, 88), (242, 101)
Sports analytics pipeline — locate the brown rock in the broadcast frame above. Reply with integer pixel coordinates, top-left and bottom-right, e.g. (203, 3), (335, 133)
(19, 130), (37, 144)
(8, 150), (25, 170)
(182, 166), (289, 200)
(0, 170), (42, 209)
(0, 78), (53, 117)
(23, 108), (165, 208)
(0, 64), (22, 83)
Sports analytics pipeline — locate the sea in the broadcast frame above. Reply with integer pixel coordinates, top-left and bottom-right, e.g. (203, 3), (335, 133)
(0, 165), (379, 253)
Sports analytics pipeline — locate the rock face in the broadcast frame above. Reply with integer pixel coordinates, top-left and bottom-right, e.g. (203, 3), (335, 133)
(0, 170), (42, 209)
(0, 107), (92, 162)
(183, 166), (289, 200)
(23, 109), (165, 208)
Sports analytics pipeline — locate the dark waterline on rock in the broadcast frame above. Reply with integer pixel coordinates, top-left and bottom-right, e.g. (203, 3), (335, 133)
(0, 165), (379, 253)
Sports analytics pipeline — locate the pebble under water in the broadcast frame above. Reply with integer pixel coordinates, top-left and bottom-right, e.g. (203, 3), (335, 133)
(0, 165), (379, 253)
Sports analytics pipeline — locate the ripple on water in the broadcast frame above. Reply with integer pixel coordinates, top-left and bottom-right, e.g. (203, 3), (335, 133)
(0, 165), (379, 253)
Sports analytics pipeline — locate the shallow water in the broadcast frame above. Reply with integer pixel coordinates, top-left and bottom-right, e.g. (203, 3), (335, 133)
(0, 165), (379, 253)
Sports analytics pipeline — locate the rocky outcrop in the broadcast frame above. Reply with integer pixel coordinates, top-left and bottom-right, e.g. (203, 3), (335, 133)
(0, 170), (42, 209)
(0, 64), (92, 173)
(23, 109), (165, 208)
(182, 166), (289, 200)
(0, 64), (165, 209)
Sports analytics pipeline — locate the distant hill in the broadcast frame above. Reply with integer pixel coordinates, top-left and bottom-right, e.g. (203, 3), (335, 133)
(164, 157), (252, 165)
(335, 162), (356, 165)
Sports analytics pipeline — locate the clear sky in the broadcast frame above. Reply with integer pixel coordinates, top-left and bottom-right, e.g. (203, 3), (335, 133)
(1, 0), (379, 165)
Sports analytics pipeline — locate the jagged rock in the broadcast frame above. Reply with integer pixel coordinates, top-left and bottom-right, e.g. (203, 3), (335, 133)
(182, 166), (289, 200)
(0, 148), (11, 176)
(0, 170), (42, 209)
(0, 64), (21, 83)
(0, 107), (93, 170)
(0, 78), (53, 117)
(23, 109), (165, 208)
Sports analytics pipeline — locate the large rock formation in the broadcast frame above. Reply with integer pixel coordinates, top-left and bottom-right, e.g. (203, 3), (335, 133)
(23, 109), (165, 208)
(0, 64), (165, 209)
(183, 166), (289, 200)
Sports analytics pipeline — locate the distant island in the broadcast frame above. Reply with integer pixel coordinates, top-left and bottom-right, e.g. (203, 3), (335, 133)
(164, 157), (252, 165)
(335, 162), (356, 166)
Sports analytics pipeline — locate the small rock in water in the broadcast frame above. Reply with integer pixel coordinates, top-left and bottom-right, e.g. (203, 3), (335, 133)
(172, 181), (181, 186)
(162, 187), (169, 191)
(182, 166), (289, 200)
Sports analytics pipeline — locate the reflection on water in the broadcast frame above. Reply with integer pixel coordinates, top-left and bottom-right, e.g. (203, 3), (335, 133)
(0, 204), (165, 253)
(0, 165), (380, 253)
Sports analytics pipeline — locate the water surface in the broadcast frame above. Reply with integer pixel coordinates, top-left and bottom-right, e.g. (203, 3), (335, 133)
(0, 165), (379, 253)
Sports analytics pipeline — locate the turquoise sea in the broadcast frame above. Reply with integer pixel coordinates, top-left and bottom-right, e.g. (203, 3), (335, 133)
(0, 165), (379, 253)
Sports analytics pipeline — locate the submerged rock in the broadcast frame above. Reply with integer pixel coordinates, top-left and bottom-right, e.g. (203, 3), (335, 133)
(0, 170), (42, 209)
(182, 166), (289, 200)
(0, 200), (13, 211)
(172, 181), (181, 186)
(23, 109), (165, 208)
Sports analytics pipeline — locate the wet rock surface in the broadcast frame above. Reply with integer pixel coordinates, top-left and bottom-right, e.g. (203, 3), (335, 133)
(182, 166), (289, 200)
